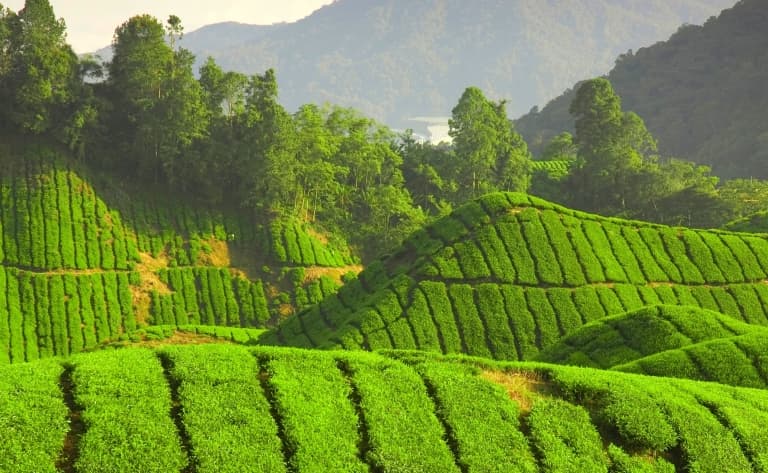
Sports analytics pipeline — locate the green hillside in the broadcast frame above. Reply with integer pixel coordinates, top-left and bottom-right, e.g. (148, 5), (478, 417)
(536, 304), (763, 368)
(0, 147), (357, 363)
(8, 343), (768, 472)
(613, 331), (768, 389)
(725, 211), (768, 233)
(268, 192), (768, 360)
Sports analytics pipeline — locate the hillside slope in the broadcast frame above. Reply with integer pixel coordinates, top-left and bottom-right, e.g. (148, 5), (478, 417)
(613, 331), (768, 389)
(6, 343), (768, 472)
(119, 0), (735, 131)
(515, 0), (768, 179)
(268, 192), (768, 360)
(0, 144), (357, 364)
(536, 304), (762, 368)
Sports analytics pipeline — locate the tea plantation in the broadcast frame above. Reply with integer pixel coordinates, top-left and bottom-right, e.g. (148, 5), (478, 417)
(0, 151), (354, 363)
(6, 159), (768, 472)
(537, 304), (763, 368)
(268, 192), (768, 362)
(5, 343), (768, 473)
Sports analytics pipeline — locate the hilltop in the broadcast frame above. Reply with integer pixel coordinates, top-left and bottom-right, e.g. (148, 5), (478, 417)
(515, 0), (768, 179)
(267, 192), (768, 360)
(5, 343), (768, 472)
(97, 0), (735, 132)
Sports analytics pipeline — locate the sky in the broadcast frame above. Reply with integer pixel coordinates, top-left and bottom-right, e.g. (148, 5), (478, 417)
(3, 0), (334, 53)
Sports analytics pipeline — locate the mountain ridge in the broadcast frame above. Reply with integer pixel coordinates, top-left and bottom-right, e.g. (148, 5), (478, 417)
(515, 0), (768, 179)
(91, 0), (734, 133)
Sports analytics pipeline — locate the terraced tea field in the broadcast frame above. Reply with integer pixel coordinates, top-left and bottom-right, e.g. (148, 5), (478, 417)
(270, 193), (768, 361)
(0, 157), (354, 362)
(5, 344), (768, 473)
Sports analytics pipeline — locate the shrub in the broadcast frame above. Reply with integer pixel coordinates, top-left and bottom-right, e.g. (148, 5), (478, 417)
(540, 211), (587, 286)
(496, 221), (538, 285)
(581, 221), (627, 282)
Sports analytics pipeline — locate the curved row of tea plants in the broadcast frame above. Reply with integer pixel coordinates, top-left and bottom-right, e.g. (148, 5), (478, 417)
(0, 155), (354, 271)
(0, 267), (135, 363)
(270, 192), (768, 360)
(0, 156), (137, 271)
(614, 331), (768, 389)
(536, 304), (764, 368)
(3, 345), (768, 472)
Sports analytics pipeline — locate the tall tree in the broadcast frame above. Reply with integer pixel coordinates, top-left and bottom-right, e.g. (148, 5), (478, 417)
(449, 87), (531, 200)
(3, 0), (76, 134)
(107, 14), (206, 183)
(567, 78), (656, 214)
(238, 68), (297, 212)
(400, 131), (454, 216)
(199, 56), (247, 123)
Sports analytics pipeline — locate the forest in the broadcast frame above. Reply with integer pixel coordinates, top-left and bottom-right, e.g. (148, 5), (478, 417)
(516, 0), (768, 180)
(3, 0), (768, 472)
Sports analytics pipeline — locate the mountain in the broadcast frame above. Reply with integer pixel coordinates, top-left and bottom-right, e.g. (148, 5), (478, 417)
(515, 0), (768, 179)
(92, 0), (734, 134)
(267, 192), (768, 359)
(6, 343), (768, 472)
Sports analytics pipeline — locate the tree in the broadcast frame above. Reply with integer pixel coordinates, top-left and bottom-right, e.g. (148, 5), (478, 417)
(540, 132), (577, 161)
(3, 0), (76, 134)
(566, 78), (656, 214)
(292, 104), (344, 220)
(570, 78), (624, 156)
(106, 14), (206, 183)
(719, 178), (768, 219)
(399, 131), (454, 216)
(449, 87), (531, 200)
(0, 4), (12, 77)
(0, 4), (15, 126)
(236, 69), (297, 212)
(199, 56), (247, 123)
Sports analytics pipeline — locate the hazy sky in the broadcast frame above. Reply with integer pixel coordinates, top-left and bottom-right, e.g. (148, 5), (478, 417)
(4, 0), (334, 53)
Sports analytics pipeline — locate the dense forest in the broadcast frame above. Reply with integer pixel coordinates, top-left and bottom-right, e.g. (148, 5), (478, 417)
(516, 0), (768, 180)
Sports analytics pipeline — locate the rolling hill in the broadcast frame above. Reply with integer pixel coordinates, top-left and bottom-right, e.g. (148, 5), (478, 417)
(6, 343), (768, 472)
(536, 304), (762, 368)
(613, 331), (768, 389)
(0, 142), (357, 364)
(267, 192), (768, 360)
(92, 0), (734, 133)
(515, 0), (768, 179)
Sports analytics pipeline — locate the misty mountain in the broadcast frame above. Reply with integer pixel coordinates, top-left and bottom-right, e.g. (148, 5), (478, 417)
(515, 0), (768, 179)
(94, 0), (733, 133)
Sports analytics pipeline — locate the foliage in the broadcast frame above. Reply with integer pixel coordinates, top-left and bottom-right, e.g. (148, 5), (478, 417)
(449, 86), (532, 199)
